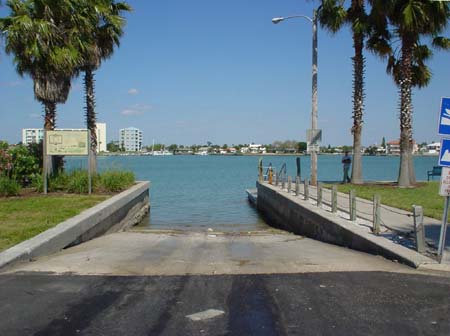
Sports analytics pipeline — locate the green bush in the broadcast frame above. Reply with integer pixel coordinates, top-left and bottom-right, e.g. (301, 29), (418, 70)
(99, 171), (135, 192)
(48, 172), (70, 192)
(31, 169), (135, 194)
(31, 174), (43, 193)
(8, 145), (40, 184)
(66, 170), (90, 194)
(0, 177), (21, 197)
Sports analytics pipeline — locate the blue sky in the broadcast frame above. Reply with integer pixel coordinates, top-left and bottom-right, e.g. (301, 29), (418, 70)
(1, 0), (449, 147)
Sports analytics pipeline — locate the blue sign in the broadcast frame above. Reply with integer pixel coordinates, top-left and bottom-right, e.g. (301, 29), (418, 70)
(438, 98), (450, 135)
(439, 139), (450, 167)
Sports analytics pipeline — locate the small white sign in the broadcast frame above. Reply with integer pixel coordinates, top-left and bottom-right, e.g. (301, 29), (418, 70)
(439, 167), (450, 196)
(307, 143), (320, 153)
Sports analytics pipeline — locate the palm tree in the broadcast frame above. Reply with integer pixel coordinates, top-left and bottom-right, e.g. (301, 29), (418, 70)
(77, 0), (131, 173)
(1, 0), (82, 174)
(369, 0), (450, 187)
(318, 0), (368, 184)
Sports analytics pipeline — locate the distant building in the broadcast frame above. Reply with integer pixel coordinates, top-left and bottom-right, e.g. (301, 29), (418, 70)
(196, 147), (209, 155)
(426, 142), (440, 155)
(22, 128), (44, 145)
(240, 146), (250, 154)
(386, 140), (400, 155)
(120, 127), (143, 152)
(22, 123), (107, 153)
(386, 139), (418, 155)
(248, 144), (266, 154)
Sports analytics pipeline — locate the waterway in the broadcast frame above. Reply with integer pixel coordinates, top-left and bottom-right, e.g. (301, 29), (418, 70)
(67, 155), (439, 230)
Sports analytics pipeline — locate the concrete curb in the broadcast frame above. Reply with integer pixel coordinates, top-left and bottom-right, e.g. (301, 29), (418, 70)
(257, 182), (437, 268)
(0, 181), (150, 270)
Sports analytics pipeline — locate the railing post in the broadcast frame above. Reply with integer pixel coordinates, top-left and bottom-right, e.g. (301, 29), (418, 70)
(349, 190), (356, 221)
(295, 176), (300, 196)
(317, 182), (322, 207)
(282, 175), (285, 190)
(372, 194), (381, 234)
(413, 205), (425, 253)
(332, 185), (337, 213)
(304, 179), (309, 200)
(287, 176), (292, 193)
(274, 173), (278, 186)
(258, 158), (263, 182)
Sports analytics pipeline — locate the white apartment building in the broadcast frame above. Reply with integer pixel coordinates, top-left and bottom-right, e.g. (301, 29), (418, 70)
(120, 127), (143, 152)
(22, 123), (107, 153)
(22, 128), (44, 145)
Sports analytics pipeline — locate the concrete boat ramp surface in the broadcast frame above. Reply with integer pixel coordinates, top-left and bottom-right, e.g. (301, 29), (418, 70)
(3, 230), (416, 275)
(2, 228), (450, 335)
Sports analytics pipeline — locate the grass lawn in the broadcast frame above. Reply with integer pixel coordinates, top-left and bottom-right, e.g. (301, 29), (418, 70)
(0, 194), (109, 252)
(324, 182), (445, 220)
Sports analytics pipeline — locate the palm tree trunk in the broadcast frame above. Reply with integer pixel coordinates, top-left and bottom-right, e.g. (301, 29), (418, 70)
(398, 35), (414, 187)
(350, 10), (365, 184)
(43, 101), (56, 176)
(84, 68), (97, 174)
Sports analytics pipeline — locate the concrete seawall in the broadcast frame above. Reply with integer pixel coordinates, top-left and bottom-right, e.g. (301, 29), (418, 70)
(0, 181), (150, 270)
(256, 181), (435, 268)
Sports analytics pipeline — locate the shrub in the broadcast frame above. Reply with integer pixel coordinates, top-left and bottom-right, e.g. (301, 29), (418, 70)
(48, 172), (70, 192)
(0, 177), (21, 196)
(30, 170), (134, 194)
(99, 171), (135, 192)
(66, 170), (90, 194)
(0, 147), (12, 177)
(8, 145), (40, 184)
(31, 174), (43, 193)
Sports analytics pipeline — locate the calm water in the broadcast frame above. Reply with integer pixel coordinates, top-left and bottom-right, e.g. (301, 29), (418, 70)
(67, 155), (439, 230)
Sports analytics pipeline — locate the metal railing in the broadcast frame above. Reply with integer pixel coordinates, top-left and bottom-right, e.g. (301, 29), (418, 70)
(261, 170), (426, 254)
(263, 164), (276, 181)
(277, 163), (287, 188)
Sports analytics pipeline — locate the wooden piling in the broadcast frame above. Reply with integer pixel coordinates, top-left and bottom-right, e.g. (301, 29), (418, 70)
(317, 182), (322, 207)
(413, 205), (425, 253)
(331, 185), (337, 213)
(349, 190), (356, 221)
(372, 194), (381, 234)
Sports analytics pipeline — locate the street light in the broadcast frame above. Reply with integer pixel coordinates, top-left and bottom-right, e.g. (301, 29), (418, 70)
(272, 11), (319, 185)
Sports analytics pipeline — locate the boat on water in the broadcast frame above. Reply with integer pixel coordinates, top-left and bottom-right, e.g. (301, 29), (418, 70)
(153, 150), (173, 156)
(195, 151), (209, 156)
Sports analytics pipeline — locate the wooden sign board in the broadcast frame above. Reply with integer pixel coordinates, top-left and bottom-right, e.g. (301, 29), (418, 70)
(45, 130), (89, 156)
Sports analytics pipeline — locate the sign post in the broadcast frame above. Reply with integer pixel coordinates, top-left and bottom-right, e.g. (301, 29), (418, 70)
(88, 135), (92, 195)
(437, 97), (450, 262)
(438, 167), (450, 260)
(43, 130), (48, 194)
(44, 130), (90, 194)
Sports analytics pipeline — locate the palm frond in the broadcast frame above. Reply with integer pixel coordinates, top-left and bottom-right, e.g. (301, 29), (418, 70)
(432, 36), (450, 50)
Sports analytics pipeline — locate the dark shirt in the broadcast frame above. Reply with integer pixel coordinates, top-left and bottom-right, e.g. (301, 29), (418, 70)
(342, 155), (351, 169)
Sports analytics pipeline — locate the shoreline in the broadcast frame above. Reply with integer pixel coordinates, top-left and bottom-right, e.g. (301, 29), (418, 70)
(98, 153), (440, 157)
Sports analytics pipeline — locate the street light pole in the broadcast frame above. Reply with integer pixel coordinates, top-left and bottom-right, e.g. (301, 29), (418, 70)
(311, 9), (318, 185)
(272, 10), (319, 185)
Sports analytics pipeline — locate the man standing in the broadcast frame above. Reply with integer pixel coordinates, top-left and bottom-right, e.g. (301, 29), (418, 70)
(342, 151), (351, 183)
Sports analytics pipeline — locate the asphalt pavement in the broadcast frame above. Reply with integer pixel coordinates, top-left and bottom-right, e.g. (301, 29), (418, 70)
(2, 230), (450, 335)
(1, 272), (450, 336)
